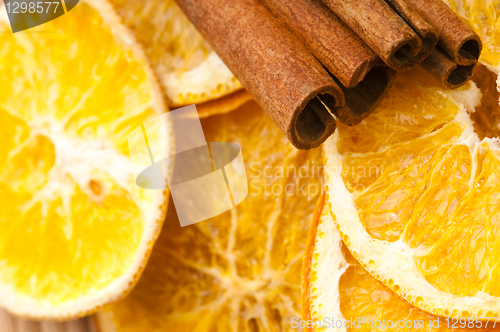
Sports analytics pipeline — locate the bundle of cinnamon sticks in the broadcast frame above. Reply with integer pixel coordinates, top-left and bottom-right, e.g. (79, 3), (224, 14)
(175, 0), (481, 149)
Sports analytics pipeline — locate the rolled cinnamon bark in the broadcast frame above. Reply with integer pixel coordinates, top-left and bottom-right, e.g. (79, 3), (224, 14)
(334, 66), (398, 125)
(260, 0), (380, 88)
(321, 0), (424, 71)
(403, 0), (482, 66)
(385, 0), (438, 63)
(260, 0), (397, 124)
(420, 48), (476, 89)
(175, 0), (343, 149)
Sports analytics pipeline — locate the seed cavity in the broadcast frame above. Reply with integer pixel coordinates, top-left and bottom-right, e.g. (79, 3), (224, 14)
(89, 179), (102, 196)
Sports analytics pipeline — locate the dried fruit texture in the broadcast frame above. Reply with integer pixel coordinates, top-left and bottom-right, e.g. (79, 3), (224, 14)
(109, 0), (243, 107)
(195, 90), (253, 119)
(95, 101), (324, 332)
(315, 0), (500, 321)
(0, 0), (170, 320)
(303, 197), (500, 332)
(323, 61), (500, 318)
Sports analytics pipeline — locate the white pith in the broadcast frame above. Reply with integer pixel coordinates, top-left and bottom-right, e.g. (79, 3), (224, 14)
(308, 208), (349, 332)
(160, 52), (242, 105)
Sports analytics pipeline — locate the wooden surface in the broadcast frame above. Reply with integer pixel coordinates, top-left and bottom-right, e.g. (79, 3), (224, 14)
(0, 309), (96, 332)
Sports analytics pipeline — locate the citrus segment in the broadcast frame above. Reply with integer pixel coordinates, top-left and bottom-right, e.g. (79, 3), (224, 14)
(303, 197), (500, 332)
(324, 65), (500, 317)
(95, 101), (323, 332)
(109, 0), (243, 107)
(0, 0), (170, 319)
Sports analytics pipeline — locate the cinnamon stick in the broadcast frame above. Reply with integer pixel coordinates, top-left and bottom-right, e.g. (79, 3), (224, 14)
(402, 0), (482, 66)
(421, 48), (476, 89)
(321, 0), (425, 71)
(385, 0), (438, 63)
(260, 0), (380, 88)
(260, 0), (397, 124)
(174, 0), (343, 149)
(334, 66), (397, 125)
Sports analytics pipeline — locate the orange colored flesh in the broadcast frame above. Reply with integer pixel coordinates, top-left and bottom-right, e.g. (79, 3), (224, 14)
(330, 0), (500, 305)
(303, 198), (500, 332)
(301, 192), (326, 332)
(109, 0), (242, 106)
(335, 65), (500, 299)
(339, 248), (500, 332)
(195, 90), (251, 118)
(0, 1), (165, 309)
(96, 101), (324, 332)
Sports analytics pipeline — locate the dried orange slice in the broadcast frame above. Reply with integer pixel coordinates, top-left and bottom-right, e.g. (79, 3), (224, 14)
(322, 62), (500, 318)
(0, 0), (171, 320)
(109, 0), (243, 107)
(303, 194), (500, 332)
(195, 90), (253, 119)
(94, 101), (323, 332)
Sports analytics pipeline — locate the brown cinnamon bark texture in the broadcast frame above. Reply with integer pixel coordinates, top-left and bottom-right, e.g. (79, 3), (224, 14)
(174, 0), (343, 149)
(421, 48), (476, 88)
(403, 0), (482, 66)
(385, 0), (438, 63)
(260, 0), (397, 124)
(260, 0), (379, 88)
(321, 0), (425, 71)
(334, 66), (398, 125)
